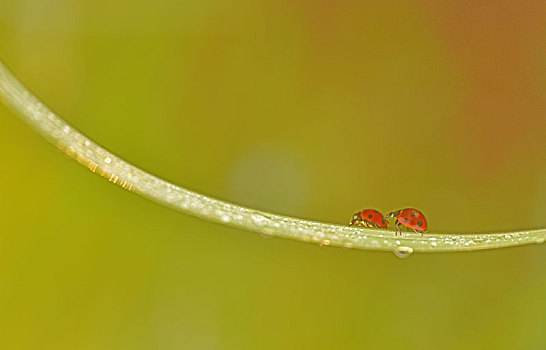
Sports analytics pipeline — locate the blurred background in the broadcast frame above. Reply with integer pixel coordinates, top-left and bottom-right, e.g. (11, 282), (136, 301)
(0, 0), (545, 348)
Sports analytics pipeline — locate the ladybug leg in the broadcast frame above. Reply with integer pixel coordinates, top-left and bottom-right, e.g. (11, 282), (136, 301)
(394, 220), (401, 236)
(413, 228), (423, 237)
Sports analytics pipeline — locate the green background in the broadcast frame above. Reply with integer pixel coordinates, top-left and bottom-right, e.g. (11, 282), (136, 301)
(1, 0), (545, 348)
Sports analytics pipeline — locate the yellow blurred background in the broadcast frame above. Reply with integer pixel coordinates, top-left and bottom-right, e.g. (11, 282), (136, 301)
(0, 0), (545, 348)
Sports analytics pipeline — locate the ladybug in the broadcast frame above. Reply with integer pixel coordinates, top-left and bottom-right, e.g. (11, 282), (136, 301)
(349, 209), (388, 228)
(385, 208), (427, 235)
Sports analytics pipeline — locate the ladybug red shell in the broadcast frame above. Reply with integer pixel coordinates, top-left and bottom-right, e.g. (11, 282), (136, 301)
(349, 209), (388, 228)
(386, 208), (427, 235)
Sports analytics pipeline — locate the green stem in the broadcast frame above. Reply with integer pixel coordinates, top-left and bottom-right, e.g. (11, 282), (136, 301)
(1, 60), (544, 256)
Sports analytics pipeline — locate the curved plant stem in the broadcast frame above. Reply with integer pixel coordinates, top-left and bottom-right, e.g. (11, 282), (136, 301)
(0, 60), (544, 255)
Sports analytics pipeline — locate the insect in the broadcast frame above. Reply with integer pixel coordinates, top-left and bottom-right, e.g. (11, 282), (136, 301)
(349, 209), (388, 228)
(385, 208), (427, 235)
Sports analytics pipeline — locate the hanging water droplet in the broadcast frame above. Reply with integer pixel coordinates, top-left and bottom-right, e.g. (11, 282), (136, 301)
(342, 242), (353, 250)
(259, 229), (274, 239)
(393, 246), (414, 259)
(262, 227), (275, 235)
(320, 239), (331, 247)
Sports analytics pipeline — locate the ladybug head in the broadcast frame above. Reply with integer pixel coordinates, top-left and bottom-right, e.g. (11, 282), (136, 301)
(349, 212), (362, 226)
(385, 210), (401, 219)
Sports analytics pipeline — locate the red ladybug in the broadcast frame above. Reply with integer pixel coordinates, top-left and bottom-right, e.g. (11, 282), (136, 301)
(349, 209), (388, 228)
(385, 208), (427, 235)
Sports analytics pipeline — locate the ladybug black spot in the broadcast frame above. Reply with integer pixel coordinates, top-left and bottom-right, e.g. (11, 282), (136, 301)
(404, 218), (409, 222)
(410, 212), (416, 217)
(368, 214), (373, 219)
(418, 221), (423, 227)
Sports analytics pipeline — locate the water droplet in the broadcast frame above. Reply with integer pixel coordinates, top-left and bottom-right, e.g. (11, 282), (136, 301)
(216, 211), (231, 223)
(259, 229), (274, 239)
(393, 246), (414, 259)
(262, 227), (275, 235)
(104, 157), (112, 164)
(320, 239), (331, 247)
(342, 242), (353, 250)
